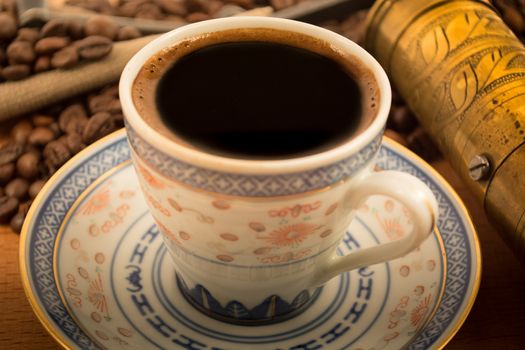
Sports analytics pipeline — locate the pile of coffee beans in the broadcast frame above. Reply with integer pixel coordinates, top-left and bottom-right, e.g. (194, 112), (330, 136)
(64, 0), (305, 22)
(0, 4), (141, 81)
(0, 83), (122, 231)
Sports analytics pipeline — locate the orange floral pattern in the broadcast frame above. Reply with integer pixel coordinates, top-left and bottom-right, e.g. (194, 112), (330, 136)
(258, 223), (320, 247)
(88, 273), (108, 315)
(411, 294), (432, 328)
(376, 213), (405, 241)
(81, 188), (111, 215)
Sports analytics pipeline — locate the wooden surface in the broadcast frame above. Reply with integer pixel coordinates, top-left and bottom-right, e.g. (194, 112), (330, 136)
(1, 159), (524, 349)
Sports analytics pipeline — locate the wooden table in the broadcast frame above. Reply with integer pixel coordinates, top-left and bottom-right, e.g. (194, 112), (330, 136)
(1, 159), (524, 349)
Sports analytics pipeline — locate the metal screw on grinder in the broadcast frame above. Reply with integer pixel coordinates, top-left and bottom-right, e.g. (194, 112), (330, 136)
(469, 155), (491, 181)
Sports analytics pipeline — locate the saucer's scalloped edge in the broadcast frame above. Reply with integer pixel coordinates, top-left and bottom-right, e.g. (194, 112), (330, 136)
(19, 128), (128, 350)
(18, 129), (481, 350)
(382, 137), (482, 350)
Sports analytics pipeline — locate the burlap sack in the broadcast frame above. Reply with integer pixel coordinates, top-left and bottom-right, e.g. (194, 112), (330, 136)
(0, 34), (159, 120)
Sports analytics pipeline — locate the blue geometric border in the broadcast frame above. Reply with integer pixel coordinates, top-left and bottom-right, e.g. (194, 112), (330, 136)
(126, 124), (382, 197)
(28, 136), (130, 350)
(23, 132), (477, 349)
(375, 147), (472, 350)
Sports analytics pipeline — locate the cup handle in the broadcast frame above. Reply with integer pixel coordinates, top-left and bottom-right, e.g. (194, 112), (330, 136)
(312, 171), (439, 286)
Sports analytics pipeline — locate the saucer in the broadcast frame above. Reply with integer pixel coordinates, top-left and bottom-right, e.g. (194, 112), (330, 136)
(20, 129), (481, 350)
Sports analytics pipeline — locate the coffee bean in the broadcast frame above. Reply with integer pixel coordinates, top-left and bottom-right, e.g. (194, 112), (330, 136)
(0, 188), (4, 197)
(0, 143), (23, 165)
(83, 111), (116, 143)
(0, 0), (17, 16)
(116, 25), (141, 41)
(28, 126), (56, 145)
(186, 12), (211, 22)
(51, 45), (79, 69)
(185, 0), (207, 12)
(11, 120), (33, 144)
(59, 103), (88, 133)
(69, 116), (89, 136)
(10, 207), (26, 233)
(89, 0), (115, 15)
(154, 0), (187, 16)
(65, 133), (85, 154)
(203, 0), (225, 15)
(75, 35), (113, 60)
(31, 114), (55, 127)
(2, 64), (31, 81)
(270, 0), (295, 10)
(89, 96), (120, 116)
(43, 140), (71, 170)
(5, 178), (29, 199)
(67, 20), (85, 40)
(17, 152), (40, 179)
(135, 3), (164, 19)
(0, 163), (15, 184)
(28, 179), (45, 199)
(0, 13), (17, 40)
(0, 196), (19, 223)
(69, 0), (111, 13)
(84, 15), (119, 40)
(118, 0), (147, 17)
(7, 41), (36, 65)
(57, 134), (68, 146)
(58, 103), (88, 133)
(15, 28), (40, 44)
(100, 84), (119, 97)
(229, 0), (256, 9)
(41, 18), (69, 37)
(214, 4), (244, 17)
(48, 122), (61, 137)
(34, 56), (52, 73)
(58, 103), (83, 126)
(11, 201), (30, 233)
(387, 105), (418, 134)
(35, 36), (71, 55)
(164, 14), (187, 23)
(107, 99), (122, 114)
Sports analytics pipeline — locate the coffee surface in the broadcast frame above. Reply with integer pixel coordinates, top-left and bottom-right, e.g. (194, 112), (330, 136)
(133, 28), (379, 159)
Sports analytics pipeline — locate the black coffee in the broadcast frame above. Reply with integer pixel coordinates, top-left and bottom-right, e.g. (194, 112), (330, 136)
(133, 29), (379, 159)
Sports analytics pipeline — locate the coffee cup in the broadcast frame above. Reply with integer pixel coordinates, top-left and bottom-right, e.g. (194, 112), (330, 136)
(120, 16), (438, 325)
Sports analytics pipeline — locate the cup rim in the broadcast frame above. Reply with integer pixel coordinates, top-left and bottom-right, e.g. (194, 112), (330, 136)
(120, 16), (391, 175)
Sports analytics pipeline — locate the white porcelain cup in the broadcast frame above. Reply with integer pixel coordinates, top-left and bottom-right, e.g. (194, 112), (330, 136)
(120, 16), (439, 325)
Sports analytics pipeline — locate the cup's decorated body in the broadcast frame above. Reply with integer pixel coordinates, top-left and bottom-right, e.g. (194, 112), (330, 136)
(120, 17), (438, 325)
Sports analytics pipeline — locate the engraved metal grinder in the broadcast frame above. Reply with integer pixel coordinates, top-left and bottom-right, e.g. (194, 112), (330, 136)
(365, 0), (525, 261)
